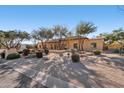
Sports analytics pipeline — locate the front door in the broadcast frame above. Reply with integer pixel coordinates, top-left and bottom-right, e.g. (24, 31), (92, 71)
(73, 43), (78, 49)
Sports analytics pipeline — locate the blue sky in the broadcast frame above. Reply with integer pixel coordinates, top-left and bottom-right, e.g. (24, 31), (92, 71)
(0, 5), (124, 38)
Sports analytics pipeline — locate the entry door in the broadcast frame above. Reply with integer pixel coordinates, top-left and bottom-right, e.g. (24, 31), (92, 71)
(73, 43), (78, 49)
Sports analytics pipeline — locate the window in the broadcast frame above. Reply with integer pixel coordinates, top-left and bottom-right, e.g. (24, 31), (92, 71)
(91, 43), (97, 48)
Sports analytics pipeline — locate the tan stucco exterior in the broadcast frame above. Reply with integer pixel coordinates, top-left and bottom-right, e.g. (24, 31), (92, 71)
(83, 39), (104, 51)
(37, 37), (104, 51)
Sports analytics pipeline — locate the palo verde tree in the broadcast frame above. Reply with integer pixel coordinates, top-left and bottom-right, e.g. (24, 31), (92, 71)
(0, 30), (30, 49)
(100, 28), (124, 45)
(31, 27), (54, 49)
(76, 21), (97, 50)
(52, 25), (68, 49)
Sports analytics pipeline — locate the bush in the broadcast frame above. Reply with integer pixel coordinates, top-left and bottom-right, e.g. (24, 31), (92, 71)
(36, 52), (43, 58)
(71, 48), (77, 54)
(44, 49), (49, 55)
(71, 53), (80, 62)
(7, 53), (20, 60)
(23, 49), (30, 56)
(31, 49), (35, 53)
(107, 62), (111, 65)
(113, 49), (119, 53)
(59, 53), (63, 57)
(93, 50), (101, 55)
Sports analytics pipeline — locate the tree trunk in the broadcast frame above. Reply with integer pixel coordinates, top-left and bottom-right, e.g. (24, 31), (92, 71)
(78, 36), (81, 51)
(81, 39), (85, 51)
(41, 40), (44, 49)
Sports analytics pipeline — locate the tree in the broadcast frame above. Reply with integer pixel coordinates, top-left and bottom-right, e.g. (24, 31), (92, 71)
(26, 44), (33, 49)
(99, 28), (124, 54)
(45, 29), (54, 41)
(32, 28), (46, 49)
(100, 28), (124, 46)
(31, 27), (54, 49)
(76, 21), (97, 50)
(52, 25), (68, 49)
(0, 30), (30, 49)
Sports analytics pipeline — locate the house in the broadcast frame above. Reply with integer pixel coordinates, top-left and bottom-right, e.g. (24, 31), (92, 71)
(37, 36), (104, 51)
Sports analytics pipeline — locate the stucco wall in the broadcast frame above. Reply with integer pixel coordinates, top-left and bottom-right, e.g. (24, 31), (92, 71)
(68, 39), (79, 49)
(83, 39), (104, 51)
(37, 38), (104, 51)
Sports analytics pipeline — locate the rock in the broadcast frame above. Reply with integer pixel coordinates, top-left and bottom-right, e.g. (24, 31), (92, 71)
(43, 56), (49, 60)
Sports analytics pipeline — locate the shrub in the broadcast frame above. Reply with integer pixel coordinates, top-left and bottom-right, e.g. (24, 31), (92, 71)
(59, 53), (63, 57)
(113, 49), (119, 53)
(31, 49), (35, 53)
(7, 53), (20, 60)
(36, 52), (43, 58)
(107, 62), (111, 65)
(23, 49), (30, 56)
(44, 49), (49, 55)
(93, 50), (101, 55)
(71, 48), (77, 54)
(71, 53), (80, 62)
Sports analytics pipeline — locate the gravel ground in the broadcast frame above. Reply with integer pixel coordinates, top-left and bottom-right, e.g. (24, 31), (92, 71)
(0, 65), (47, 88)
(0, 53), (123, 88)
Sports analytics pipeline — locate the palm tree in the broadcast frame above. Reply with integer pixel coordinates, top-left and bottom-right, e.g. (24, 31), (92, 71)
(52, 25), (68, 49)
(76, 21), (97, 50)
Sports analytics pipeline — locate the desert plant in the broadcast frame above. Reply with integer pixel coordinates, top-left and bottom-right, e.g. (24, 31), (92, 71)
(59, 53), (63, 57)
(107, 62), (112, 65)
(93, 50), (101, 55)
(67, 53), (70, 58)
(71, 48), (77, 54)
(71, 53), (80, 62)
(32, 49), (35, 53)
(71, 48), (80, 62)
(36, 51), (43, 58)
(44, 49), (49, 55)
(113, 49), (119, 53)
(23, 49), (30, 56)
(7, 53), (20, 60)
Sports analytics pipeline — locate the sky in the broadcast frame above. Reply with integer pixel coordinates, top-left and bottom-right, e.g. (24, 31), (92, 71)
(0, 5), (124, 43)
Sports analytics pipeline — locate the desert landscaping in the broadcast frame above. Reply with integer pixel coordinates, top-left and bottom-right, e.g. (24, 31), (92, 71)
(0, 6), (124, 88)
(0, 50), (124, 88)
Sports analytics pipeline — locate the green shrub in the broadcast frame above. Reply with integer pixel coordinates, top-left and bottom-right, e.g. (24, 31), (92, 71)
(7, 53), (20, 60)
(107, 62), (111, 65)
(94, 50), (101, 55)
(113, 49), (119, 53)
